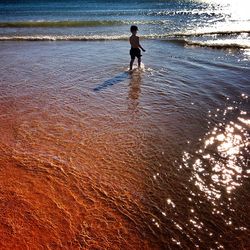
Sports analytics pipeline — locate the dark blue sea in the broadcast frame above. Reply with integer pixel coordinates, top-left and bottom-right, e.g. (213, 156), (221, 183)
(0, 0), (249, 249)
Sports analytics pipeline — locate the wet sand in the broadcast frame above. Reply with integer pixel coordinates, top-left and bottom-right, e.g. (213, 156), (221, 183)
(0, 40), (249, 249)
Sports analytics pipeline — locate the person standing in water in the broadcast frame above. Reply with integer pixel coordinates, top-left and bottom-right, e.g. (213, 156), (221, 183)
(129, 25), (146, 71)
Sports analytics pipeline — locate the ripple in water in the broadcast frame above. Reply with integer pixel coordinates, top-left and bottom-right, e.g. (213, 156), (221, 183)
(175, 95), (250, 249)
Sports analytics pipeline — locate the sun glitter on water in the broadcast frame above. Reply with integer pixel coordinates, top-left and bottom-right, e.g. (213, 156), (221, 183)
(181, 95), (249, 202)
(199, 0), (250, 19)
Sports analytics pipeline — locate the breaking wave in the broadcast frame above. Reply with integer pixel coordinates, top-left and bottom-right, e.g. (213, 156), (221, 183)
(1, 33), (249, 51)
(0, 35), (129, 41)
(185, 39), (250, 49)
(0, 33), (173, 41)
(173, 30), (250, 37)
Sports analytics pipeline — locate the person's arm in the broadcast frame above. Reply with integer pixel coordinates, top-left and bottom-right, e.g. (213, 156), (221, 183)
(139, 44), (145, 52)
(138, 37), (146, 52)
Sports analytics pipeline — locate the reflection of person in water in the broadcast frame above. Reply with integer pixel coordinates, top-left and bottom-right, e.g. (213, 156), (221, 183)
(128, 71), (141, 112)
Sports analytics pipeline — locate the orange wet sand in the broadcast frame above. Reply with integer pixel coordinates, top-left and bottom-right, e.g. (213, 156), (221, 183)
(0, 155), (158, 249)
(0, 71), (160, 248)
(0, 40), (250, 249)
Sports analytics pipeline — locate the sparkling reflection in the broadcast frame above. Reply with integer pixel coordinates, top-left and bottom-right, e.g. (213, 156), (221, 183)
(169, 97), (250, 248)
(181, 98), (249, 201)
(207, 0), (250, 20)
(188, 0), (250, 58)
(243, 49), (250, 60)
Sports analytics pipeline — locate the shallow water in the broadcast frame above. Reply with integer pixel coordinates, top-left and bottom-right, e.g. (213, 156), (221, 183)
(0, 39), (249, 249)
(0, 0), (250, 249)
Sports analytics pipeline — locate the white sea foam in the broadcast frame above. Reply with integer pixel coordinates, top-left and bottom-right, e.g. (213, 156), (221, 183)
(185, 38), (250, 49)
(1, 34), (250, 51)
(0, 35), (129, 41)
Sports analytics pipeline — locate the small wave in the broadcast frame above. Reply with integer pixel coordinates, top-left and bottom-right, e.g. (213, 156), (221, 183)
(1, 34), (249, 50)
(0, 20), (164, 28)
(0, 35), (131, 41)
(0, 34), (170, 41)
(185, 39), (250, 49)
(173, 30), (250, 37)
(165, 38), (250, 49)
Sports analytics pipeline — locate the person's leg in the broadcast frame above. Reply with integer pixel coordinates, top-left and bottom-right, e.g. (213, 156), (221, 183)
(130, 59), (134, 70)
(138, 57), (141, 68)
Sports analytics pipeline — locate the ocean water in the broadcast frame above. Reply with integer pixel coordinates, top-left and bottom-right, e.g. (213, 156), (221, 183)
(0, 1), (249, 249)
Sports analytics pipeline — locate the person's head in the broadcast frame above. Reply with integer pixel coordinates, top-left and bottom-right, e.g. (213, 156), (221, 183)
(130, 25), (138, 35)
